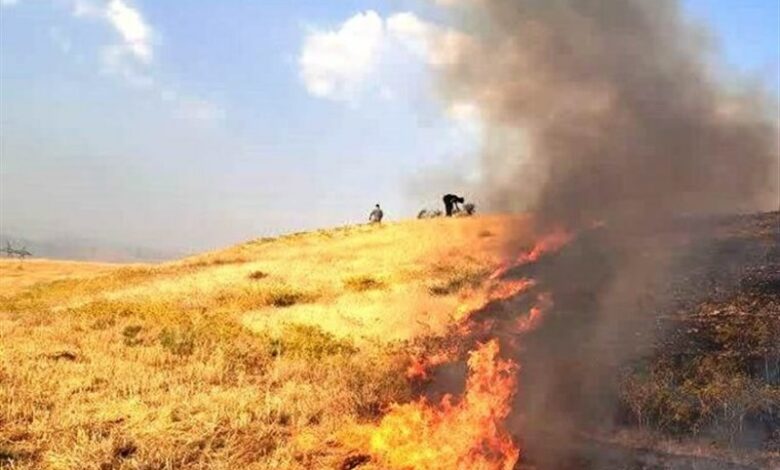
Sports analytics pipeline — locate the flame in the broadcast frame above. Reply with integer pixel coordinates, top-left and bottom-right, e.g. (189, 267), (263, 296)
(490, 278), (536, 302)
(456, 278), (536, 321)
(515, 292), (553, 333)
(516, 229), (572, 264)
(343, 229), (573, 468)
(406, 350), (456, 380)
(369, 340), (519, 470)
(489, 229), (573, 280)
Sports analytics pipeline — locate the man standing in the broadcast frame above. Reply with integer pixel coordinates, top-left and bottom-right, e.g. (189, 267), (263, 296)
(369, 204), (383, 223)
(442, 194), (465, 216)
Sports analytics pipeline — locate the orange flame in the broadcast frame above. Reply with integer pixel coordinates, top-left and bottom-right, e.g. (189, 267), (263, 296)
(515, 292), (553, 333)
(516, 229), (572, 264)
(344, 230), (573, 468)
(455, 278), (536, 322)
(406, 350), (456, 380)
(489, 229), (573, 280)
(369, 340), (519, 470)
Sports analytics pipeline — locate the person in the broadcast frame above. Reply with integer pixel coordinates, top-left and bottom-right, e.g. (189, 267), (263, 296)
(442, 194), (465, 217)
(369, 204), (383, 223)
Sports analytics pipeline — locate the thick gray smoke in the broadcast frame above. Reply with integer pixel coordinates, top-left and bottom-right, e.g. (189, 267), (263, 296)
(442, 0), (778, 226)
(433, 0), (779, 466)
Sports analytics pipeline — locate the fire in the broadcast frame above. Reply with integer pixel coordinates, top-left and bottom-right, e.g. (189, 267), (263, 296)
(516, 229), (572, 264)
(343, 229), (573, 469)
(406, 350), (456, 380)
(455, 278), (535, 322)
(489, 229), (573, 280)
(489, 278), (536, 302)
(515, 292), (553, 333)
(370, 340), (519, 470)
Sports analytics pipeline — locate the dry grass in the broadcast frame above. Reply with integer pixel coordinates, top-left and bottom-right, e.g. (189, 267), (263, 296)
(0, 216), (531, 469)
(0, 259), (127, 296)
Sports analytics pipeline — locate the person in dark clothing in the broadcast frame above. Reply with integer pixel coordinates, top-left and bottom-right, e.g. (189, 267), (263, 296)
(369, 204), (383, 223)
(442, 194), (465, 216)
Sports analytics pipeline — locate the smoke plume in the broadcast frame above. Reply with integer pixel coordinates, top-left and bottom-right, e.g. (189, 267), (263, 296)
(442, 0), (777, 224)
(433, 0), (779, 465)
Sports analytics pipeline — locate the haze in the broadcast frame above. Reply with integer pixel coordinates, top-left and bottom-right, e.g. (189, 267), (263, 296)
(1, 0), (777, 258)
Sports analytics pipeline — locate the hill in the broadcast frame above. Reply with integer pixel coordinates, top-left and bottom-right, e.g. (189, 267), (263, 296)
(0, 216), (531, 469)
(0, 214), (777, 469)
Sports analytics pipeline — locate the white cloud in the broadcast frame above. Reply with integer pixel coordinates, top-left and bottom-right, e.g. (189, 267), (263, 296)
(299, 11), (470, 102)
(299, 11), (385, 101)
(387, 12), (469, 66)
(67, 0), (153, 68)
(4, 0), (224, 124)
(105, 0), (152, 63)
(63, 0), (221, 122)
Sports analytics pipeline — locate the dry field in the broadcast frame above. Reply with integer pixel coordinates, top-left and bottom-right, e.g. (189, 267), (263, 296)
(0, 216), (532, 469)
(2, 213), (777, 469)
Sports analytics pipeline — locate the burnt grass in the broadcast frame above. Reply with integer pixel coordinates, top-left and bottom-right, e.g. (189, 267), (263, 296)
(518, 211), (779, 468)
(423, 212), (779, 469)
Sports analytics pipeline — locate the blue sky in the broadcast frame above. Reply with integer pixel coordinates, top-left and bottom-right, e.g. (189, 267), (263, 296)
(1, 0), (778, 253)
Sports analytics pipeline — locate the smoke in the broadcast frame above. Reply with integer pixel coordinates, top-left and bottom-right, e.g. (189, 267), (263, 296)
(431, 0), (779, 465)
(441, 0), (778, 225)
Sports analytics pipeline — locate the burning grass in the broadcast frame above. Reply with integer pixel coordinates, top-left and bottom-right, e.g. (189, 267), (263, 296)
(350, 340), (519, 470)
(2, 214), (775, 468)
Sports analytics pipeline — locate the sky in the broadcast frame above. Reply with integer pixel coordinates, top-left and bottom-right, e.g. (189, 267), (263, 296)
(1, 0), (778, 254)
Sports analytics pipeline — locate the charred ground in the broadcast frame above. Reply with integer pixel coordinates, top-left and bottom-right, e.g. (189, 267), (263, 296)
(417, 211), (779, 469)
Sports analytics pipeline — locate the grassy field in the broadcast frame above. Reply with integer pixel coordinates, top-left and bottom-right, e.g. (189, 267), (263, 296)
(0, 216), (533, 469)
(2, 213), (777, 469)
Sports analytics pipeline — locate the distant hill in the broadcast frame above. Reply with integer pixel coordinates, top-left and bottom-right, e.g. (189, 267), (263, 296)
(0, 233), (181, 262)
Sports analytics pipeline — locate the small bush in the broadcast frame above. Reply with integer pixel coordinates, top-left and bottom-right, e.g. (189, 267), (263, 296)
(248, 270), (269, 281)
(269, 324), (356, 359)
(266, 287), (310, 307)
(343, 275), (385, 292)
(218, 284), (318, 310)
(427, 265), (488, 296)
(159, 327), (196, 356)
(122, 325), (143, 346)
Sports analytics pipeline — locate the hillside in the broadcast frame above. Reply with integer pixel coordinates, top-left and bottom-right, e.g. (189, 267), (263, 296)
(0, 216), (533, 469)
(0, 214), (777, 469)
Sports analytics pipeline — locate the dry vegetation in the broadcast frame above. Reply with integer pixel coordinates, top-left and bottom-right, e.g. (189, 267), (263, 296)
(1, 214), (777, 469)
(0, 216), (528, 469)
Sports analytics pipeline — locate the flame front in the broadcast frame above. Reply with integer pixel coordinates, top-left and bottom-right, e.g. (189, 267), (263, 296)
(343, 229), (574, 469)
(406, 350), (455, 380)
(371, 340), (519, 470)
(490, 229), (573, 280)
